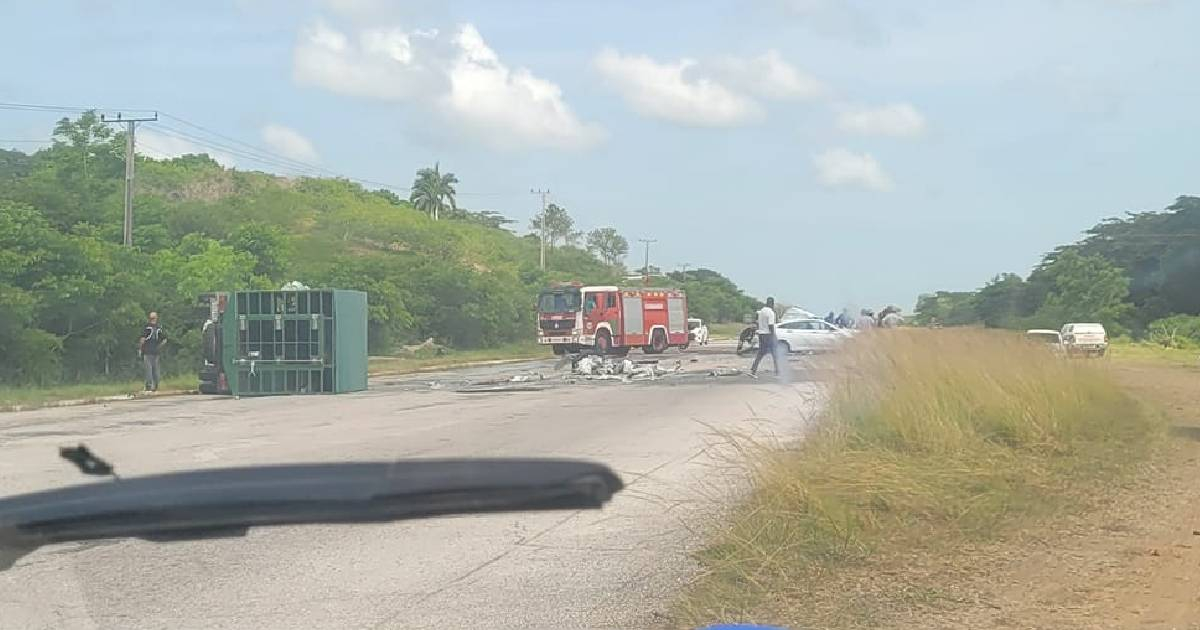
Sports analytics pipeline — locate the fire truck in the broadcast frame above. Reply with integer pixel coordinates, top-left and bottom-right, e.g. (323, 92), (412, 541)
(537, 283), (690, 355)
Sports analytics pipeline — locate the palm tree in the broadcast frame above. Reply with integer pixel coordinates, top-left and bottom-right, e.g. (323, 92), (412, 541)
(409, 162), (458, 220)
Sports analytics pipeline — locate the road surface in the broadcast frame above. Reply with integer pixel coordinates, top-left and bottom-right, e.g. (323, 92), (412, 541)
(0, 347), (820, 630)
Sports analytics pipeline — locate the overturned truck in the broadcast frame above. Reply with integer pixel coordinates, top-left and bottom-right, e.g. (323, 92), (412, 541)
(536, 283), (689, 356)
(197, 289), (368, 396)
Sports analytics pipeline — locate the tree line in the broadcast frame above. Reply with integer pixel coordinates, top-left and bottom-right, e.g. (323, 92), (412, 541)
(0, 113), (758, 385)
(913, 196), (1200, 347)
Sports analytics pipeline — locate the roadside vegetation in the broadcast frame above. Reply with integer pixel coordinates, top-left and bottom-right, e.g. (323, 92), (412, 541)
(0, 375), (196, 410)
(675, 329), (1164, 628)
(913, 196), (1200, 342)
(366, 342), (545, 375)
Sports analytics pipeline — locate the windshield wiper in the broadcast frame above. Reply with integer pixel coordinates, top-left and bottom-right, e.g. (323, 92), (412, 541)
(0, 449), (622, 570)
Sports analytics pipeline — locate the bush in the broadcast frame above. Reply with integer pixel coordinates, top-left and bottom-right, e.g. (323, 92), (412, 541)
(1147, 314), (1200, 349)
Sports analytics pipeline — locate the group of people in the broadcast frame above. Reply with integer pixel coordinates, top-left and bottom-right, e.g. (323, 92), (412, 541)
(744, 299), (909, 377)
(824, 306), (904, 330)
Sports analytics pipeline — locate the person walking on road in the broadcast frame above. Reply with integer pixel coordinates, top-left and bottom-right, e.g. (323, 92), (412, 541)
(750, 297), (778, 377)
(139, 311), (168, 392)
(855, 309), (876, 330)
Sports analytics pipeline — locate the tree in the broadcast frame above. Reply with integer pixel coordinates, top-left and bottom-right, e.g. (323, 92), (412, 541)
(408, 163), (458, 220)
(444, 207), (516, 230)
(912, 291), (978, 326)
(585, 227), (629, 266)
(529, 203), (579, 248)
(1032, 249), (1132, 331)
(974, 273), (1028, 328)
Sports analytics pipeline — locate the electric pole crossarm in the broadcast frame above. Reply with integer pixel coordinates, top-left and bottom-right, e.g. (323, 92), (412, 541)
(638, 238), (657, 286)
(100, 112), (158, 247)
(531, 188), (550, 270)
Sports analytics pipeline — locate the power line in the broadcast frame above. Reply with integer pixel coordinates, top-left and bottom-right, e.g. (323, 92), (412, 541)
(0, 101), (157, 116)
(0, 100), (526, 197)
(149, 124), (326, 178)
(157, 114), (338, 177)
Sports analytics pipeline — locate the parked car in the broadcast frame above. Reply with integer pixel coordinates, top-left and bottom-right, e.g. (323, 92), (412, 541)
(686, 317), (709, 346)
(1026, 328), (1065, 354)
(780, 306), (819, 323)
(1061, 322), (1108, 356)
(775, 318), (854, 354)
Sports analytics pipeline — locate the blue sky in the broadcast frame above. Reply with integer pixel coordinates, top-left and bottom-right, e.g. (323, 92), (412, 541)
(2, 0), (1197, 312)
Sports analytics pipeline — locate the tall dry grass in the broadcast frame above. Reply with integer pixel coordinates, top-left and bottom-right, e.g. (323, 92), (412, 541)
(676, 328), (1163, 626)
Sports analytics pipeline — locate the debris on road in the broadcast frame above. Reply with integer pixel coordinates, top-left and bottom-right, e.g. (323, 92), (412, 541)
(707, 367), (742, 377)
(398, 346), (788, 394)
(569, 355), (682, 381)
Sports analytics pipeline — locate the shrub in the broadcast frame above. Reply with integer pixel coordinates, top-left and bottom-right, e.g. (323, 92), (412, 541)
(1147, 314), (1200, 349)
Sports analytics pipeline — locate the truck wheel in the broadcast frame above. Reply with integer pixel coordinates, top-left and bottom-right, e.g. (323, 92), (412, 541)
(552, 344), (567, 356)
(648, 330), (668, 354)
(595, 331), (612, 355)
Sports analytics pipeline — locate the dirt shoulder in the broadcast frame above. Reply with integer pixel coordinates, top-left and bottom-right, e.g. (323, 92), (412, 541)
(882, 360), (1200, 630)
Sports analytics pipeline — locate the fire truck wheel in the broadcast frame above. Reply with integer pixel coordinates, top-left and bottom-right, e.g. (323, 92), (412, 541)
(647, 330), (668, 354)
(594, 331), (612, 355)
(551, 344), (567, 356)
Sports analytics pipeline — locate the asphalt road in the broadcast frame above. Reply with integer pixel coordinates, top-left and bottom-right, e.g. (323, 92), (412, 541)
(0, 346), (820, 630)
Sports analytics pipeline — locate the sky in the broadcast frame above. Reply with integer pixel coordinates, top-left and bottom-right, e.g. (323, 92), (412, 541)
(2, 0), (1198, 312)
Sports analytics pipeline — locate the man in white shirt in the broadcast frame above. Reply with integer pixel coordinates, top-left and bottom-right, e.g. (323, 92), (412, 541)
(855, 309), (876, 330)
(750, 297), (777, 377)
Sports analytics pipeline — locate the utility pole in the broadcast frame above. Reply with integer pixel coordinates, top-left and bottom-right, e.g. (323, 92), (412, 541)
(101, 111), (158, 247)
(531, 188), (550, 270)
(639, 238), (657, 286)
(678, 262), (692, 282)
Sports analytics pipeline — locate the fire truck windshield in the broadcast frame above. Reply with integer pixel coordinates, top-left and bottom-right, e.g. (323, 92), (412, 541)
(538, 289), (581, 313)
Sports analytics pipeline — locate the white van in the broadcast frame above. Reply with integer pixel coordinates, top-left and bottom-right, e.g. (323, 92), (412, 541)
(1060, 323), (1108, 357)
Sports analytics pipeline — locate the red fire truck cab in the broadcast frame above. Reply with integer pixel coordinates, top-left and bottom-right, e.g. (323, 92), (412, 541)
(537, 284), (690, 355)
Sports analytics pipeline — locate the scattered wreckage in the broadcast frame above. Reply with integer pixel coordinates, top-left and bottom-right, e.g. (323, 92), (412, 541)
(417, 349), (745, 393)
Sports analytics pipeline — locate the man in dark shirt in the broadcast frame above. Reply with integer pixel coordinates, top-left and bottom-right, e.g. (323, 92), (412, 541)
(139, 311), (167, 392)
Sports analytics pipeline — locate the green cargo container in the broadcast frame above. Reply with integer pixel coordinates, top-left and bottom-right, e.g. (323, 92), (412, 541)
(219, 289), (368, 396)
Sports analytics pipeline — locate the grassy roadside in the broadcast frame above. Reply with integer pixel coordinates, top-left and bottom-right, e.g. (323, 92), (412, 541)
(673, 329), (1165, 628)
(0, 375), (197, 409)
(0, 343), (547, 410)
(708, 322), (748, 339)
(1107, 339), (1199, 367)
(367, 342), (546, 375)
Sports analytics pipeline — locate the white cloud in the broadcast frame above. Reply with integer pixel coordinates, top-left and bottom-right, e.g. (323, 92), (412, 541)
(813, 148), (893, 191)
(136, 129), (237, 167)
(594, 49), (762, 126)
(711, 50), (826, 100)
(293, 20), (602, 150)
(444, 25), (605, 149)
(835, 103), (927, 138)
(293, 20), (445, 102)
(261, 124), (319, 163)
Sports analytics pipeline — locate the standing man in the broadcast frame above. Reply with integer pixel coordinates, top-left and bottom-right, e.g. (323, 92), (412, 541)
(881, 308), (904, 328)
(750, 297), (777, 377)
(855, 309), (876, 330)
(139, 311), (167, 392)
